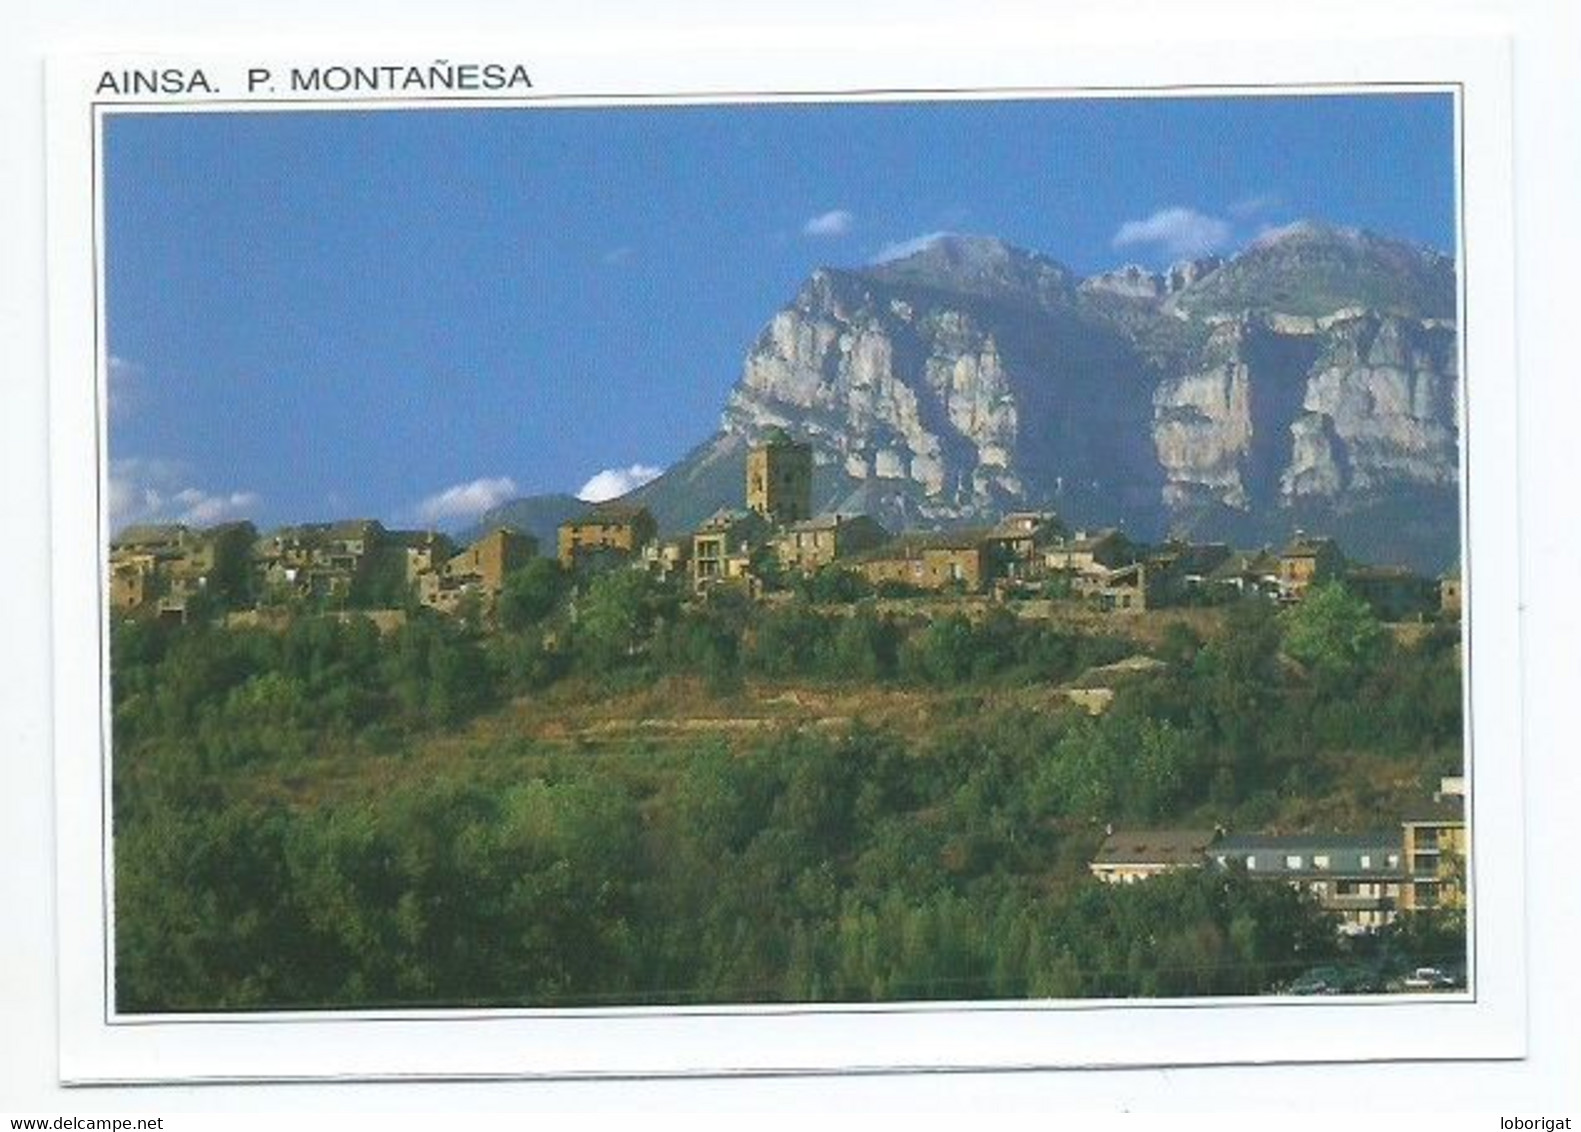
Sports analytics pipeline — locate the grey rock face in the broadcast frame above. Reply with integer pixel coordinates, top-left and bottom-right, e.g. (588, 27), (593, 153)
(630, 226), (1460, 567)
(1151, 310), (1456, 515)
(1279, 314), (1459, 499)
(723, 266), (1026, 518)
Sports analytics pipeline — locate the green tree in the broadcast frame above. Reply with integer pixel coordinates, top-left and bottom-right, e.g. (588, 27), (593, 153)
(574, 570), (672, 671)
(497, 558), (568, 631)
(1281, 580), (1386, 692)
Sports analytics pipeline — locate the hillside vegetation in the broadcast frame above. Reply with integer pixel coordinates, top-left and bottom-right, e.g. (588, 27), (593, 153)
(111, 573), (1464, 1011)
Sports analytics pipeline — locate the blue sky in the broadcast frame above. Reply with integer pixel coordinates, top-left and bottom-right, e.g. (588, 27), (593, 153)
(104, 92), (1455, 533)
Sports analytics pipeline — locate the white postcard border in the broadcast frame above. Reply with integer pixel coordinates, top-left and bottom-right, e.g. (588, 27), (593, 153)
(46, 33), (1524, 1083)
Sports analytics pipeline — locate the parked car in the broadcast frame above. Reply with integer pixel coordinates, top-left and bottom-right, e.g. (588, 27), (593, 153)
(1401, 966), (1456, 990)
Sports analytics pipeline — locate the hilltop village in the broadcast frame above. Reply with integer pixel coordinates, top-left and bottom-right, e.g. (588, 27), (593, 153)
(109, 428), (1463, 630)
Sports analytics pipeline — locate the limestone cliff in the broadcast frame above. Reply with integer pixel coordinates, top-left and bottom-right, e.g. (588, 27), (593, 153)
(614, 225), (1462, 570)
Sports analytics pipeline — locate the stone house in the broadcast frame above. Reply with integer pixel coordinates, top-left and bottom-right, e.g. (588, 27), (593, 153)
(691, 509), (770, 590)
(108, 551), (158, 612)
(392, 530), (457, 586)
(109, 520), (256, 616)
(251, 519), (397, 602)
(253, 520), (386, 601)
(415, 527), (537, 614)
(770, 513), (890, 574)
(1278, 533), (1344, 601)
(1206, 549), (1283, 599)
(1045, 528), (1137, 578)
(447, 527), (536, 593)
(642, 538), (692, 583)
(557, 502), (658, 571)
(1090, 829), (1219, 885)
(1074, 560), (1156, 612)
(854, 531), (988, 593)
(980, 511), (1062, 584)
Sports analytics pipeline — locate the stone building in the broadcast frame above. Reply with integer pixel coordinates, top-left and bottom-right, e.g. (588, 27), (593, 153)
(1090, 829), (1219, 885)
(1278, 533), (1344, 601)
(980, 511), (1062, 584)
(746, 427), (813, 526)
(642, 538), (692, 583)
(417, 527), (537, 615)
(109, 520), (256, 618)
(855, 531), (988, 593)
(1206, 549), (1283, 599)
(394, 530), (457, 586)
(1045, 528), (1137, 578)
(557, 501), (658, 571)
(771, 513), (889, 574)
(691, 509), (769, 590)
(253, 519), (386, 601)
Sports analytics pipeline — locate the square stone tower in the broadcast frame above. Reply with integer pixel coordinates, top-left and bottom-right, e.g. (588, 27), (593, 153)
(746, 427), (813, 526)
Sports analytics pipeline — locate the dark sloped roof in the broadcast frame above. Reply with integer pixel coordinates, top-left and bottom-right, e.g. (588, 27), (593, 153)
(112, 523), (189, 547)
(783, 513), (889, 536)
(1402, 795), (1466, 824)
(570, 501), (653, 525)
(326, 519), (383, 540)
(1209, 549), (1281, 580)
(1093, 829), (1218, 866)
(855, 530), (987, 560)
(1282, 535), (1340, 557)
(1215, 832), (1400, 852)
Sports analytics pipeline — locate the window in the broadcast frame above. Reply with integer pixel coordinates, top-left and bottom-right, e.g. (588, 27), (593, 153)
(1245, 856), (1257, 870)
(1313, 855), (1331, 870)
(1387, 853), (1400, 868)
(1285, 855), (1303, 870)
(1360, 854), (1372, 870)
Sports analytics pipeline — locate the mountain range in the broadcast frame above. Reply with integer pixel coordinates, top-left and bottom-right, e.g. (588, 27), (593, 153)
(477, 222), (1462, 573)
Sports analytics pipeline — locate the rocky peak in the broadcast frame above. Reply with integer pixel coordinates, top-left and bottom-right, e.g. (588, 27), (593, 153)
(1079, 264), (1165, 301)
(1169, 220), (1455, 319)
(1165, 255), (1224, 293)
(860, 233), (1076, 310)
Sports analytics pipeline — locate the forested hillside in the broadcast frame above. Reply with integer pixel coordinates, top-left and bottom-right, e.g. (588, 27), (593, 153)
(111, 572), (1465, 1011)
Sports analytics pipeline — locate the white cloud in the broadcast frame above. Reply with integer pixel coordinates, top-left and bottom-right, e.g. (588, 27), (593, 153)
(802, 209), (855, 238)
(108, 458), (259, 532)
(871, 231), (953, 263)
(412, 476), (520, 527)
(106, 355), (142, 421)
(576, 463), (663, 503)
(1112, 207), (1232, 260)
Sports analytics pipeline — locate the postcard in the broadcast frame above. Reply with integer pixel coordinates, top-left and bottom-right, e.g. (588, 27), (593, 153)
(45, 32), (1525, 1082)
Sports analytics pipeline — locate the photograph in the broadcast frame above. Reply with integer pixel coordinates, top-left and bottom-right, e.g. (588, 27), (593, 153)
(98, 89), (1472, 1017)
